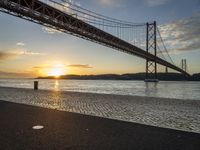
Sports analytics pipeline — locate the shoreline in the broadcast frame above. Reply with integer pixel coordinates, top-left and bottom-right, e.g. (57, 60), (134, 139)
(35, 72), (200, 81)
(1, 85), (200, 102)
(0, 86), (200, 133)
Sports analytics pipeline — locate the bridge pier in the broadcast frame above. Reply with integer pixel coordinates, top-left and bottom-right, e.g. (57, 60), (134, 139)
(145, 21), (159, 82)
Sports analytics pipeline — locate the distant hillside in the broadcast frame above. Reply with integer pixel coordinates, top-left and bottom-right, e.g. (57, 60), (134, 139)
(191, 73), (200, 81)
(37, 73), (200, 81)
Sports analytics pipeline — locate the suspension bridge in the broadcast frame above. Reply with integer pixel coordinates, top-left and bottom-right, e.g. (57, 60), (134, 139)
(0, 0), (190, 81)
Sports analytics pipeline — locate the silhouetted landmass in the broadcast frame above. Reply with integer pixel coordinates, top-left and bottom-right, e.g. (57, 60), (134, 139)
(37, 73), (200, 81)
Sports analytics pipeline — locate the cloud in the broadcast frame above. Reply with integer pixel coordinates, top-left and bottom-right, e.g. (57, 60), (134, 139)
(65, 0), (81, 7)
(144, 0), (169, 6)
(0, 51), (19, 61)
(33, 65), (65, 69)
(99, 0), (115, 6)
(0, 71), (33, 78)
(22, 50), (44, 56)
(33, 66), (45, 69)
(0, 50), (44, 62)
(42, 27), (63, 34)
(68, 64), (92, 68)
(33, 64), (92, 69)
(16, 42), (25, 46)
(159, 12), (200, 52)
(98, 0), (124, 7)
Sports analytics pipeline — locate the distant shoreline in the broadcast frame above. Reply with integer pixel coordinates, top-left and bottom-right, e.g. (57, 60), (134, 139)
(37, 72), (200, 81)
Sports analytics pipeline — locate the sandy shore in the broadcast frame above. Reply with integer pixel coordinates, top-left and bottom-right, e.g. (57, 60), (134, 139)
(0, 87), (200, 133)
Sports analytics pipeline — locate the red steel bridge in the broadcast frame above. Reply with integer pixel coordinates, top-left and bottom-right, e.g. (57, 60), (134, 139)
(0, 0), (190, 80)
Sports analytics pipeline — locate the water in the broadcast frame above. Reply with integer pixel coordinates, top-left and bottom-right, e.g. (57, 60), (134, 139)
(0, 79), (200, 100)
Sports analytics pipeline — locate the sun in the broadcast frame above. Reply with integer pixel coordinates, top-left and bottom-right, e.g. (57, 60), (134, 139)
(48, 64), (66, 78)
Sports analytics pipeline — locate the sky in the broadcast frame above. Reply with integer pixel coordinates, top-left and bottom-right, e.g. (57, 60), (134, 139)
(0, 0), (200, 78)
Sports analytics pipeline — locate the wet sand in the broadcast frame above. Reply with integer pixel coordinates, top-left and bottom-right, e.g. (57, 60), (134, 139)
(0, 100), (200, 150)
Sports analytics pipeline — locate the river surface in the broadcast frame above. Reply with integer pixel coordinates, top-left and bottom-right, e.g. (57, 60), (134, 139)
(0, 79), (200, 100)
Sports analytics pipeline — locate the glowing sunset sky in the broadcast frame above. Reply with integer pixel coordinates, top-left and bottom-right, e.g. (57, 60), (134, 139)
(0, 0), (200, 78)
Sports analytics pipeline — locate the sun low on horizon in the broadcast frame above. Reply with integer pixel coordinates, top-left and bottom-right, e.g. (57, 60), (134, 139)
(47, 64), (66, 78)
(38, 63), (68, 78)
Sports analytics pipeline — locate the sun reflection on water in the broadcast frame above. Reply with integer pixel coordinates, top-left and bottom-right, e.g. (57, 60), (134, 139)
(54, 80), (59, 91)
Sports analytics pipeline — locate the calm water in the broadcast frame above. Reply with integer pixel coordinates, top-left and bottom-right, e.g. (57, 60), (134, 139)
(0, 79), (200, 100)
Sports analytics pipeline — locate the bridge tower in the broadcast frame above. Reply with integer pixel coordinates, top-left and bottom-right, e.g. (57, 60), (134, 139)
(145, 21), (159, 82)
(181, 59), (187, 72)
(165, 67), (168, 73)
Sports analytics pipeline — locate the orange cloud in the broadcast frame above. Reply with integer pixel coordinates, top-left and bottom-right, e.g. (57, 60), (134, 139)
(0, 50), (44, 62)
(0, 70), (33, 78)
(0, 51), (19, 61)
(68, 64), (93, 68)
(33, 64), (92, 69)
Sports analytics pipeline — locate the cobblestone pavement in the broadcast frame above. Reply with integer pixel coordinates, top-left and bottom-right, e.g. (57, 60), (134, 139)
(0, 87), (200, 133)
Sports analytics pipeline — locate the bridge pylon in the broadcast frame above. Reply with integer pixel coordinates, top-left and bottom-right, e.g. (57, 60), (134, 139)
(165, 67), (168, 73)
(145, 21), (159, 82)
(181, 59), (187, 72)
